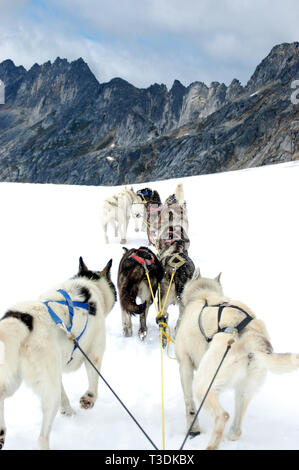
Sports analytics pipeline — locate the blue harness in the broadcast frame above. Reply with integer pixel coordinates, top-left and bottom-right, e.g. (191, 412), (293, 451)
(137, 189), (154, 200)
(44, 289), (89, 362)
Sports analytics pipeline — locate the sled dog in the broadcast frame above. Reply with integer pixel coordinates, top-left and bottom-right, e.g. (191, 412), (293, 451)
(175, 269), (299, 450)
(102, 187), (143, 244)
(118, 246), (163, 340)
(159, 183), (189, 238)
(0, 257), (116, 450)
(157, 224), (190, 252)
(136, 188), (162, 246)
(158, 241), (195, 346)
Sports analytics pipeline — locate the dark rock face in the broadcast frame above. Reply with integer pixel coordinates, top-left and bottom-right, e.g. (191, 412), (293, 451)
(0, 42), (298, 185)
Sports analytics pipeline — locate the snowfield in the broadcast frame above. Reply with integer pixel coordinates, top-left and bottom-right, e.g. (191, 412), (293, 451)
(1, 161), (299, 450)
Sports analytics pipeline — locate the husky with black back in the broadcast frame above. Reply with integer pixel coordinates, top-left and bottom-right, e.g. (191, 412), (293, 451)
(0, 257), (116, 450)
(158, 241), (195, 346)
(118, 246), (164, 340)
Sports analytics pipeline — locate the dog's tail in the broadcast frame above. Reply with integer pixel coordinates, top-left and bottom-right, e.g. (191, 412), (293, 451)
(255, 350), (299, 374)
(119, 266), (147, 316)
(175, 183), (185, 205)
(0, 314), (32, 392)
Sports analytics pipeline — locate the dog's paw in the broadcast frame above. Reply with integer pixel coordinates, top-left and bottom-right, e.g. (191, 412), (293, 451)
(38, 436), (50, 450)
(189, 430), (201, 439)
(80, 393), (95, 410)
(138, 328), (147, 341)
(228, 428), (241, 441)
(60, 405), (76, 417)
(0, 429), (5, 450)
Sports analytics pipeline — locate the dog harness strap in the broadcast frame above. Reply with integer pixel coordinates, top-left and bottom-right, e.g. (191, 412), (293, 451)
(167, 254), (186, 269)
(44, 300), (68, 329)
(57, 289), (74, 325)
(198, 300), (210, 341)
(131, 249), (155, 267)
(198, 302), (253, 343)
(44, 290), (90, 360)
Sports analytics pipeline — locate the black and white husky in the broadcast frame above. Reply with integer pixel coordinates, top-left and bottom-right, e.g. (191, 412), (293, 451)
(0, 257), (116, 450)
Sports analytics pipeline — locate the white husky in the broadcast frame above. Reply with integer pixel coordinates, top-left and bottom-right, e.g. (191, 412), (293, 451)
(0, 257), (116, 450)
(175, 269), (299, 450)
(102, 188), (145, 244)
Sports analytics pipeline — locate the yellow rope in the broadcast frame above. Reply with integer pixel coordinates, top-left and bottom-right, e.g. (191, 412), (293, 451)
(145, 270), (159, 316)
(159, 322), (176, 360)
(144, 266), (178, 451)
(160, 326), (166, 450)
(158, 283), (161, 312)
(157, 271), (175, 319)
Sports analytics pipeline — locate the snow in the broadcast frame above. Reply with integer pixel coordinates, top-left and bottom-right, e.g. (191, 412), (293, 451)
(1, 161), (299, 450)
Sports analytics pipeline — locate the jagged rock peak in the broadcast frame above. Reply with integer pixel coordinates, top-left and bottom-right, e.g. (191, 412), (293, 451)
(246, 41), (299, 93)
(170, 79), (186, 93)
(226, 78), (243, 100)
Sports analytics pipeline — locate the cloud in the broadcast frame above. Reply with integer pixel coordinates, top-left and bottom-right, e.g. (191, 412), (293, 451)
(0, 0), (298, 88)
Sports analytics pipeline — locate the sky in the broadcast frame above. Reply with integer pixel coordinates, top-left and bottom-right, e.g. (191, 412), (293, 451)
(0, 0), (298, 89)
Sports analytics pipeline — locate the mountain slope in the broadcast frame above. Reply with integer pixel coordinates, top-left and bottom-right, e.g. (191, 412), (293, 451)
(0, 42), (298, 185)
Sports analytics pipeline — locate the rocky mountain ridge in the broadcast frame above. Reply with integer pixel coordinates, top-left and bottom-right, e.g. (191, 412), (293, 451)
(0, 42), (298, 185)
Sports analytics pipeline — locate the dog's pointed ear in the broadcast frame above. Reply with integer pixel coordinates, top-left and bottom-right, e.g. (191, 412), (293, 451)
(102, 259), (113, 277)
(79, 256), (88, 274)
(215, 272), (222, 283)
(193, 268), (201, 280)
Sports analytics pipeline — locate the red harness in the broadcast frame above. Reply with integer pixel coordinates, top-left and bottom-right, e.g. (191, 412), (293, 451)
(130, 249), (155, 266)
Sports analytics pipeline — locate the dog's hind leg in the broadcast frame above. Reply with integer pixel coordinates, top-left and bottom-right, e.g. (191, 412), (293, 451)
(228, 386), (252, 442)
(200, 387), (229, 451)
(37, 381), (61, 450)
(60, 382), (76, 416)
(27, 345), (61, 449)
(138, 302), (150, 341)
(178, 355), (200, 437)
(122, 309), (132, 337)
(228, 361), (267, 441)
(194, 336), (231, 450)
(0, 398), (5, 450)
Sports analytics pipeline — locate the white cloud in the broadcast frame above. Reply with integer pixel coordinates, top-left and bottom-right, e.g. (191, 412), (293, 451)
(0, 0), (298, 88)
